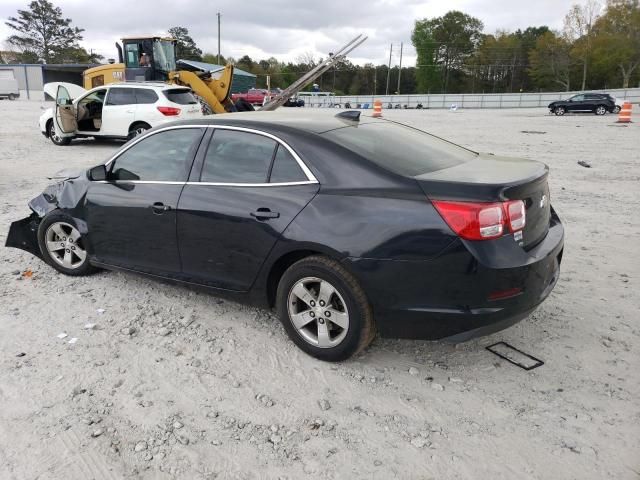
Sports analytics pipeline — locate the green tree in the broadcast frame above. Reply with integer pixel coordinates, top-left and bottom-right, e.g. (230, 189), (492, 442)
(202, 52), (227, 65)
(168, 26), (202, 61)
(564, 0), (601, 90)
(411, 20), (439, 92)
(411, 11), (483, 93)
(5, 0), (84, 63)
(592, 0), (640, 88)
(529, 31), (573, 90)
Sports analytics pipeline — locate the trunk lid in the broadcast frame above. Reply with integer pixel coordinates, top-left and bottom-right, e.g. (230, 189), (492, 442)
(416, 154), (551, 249)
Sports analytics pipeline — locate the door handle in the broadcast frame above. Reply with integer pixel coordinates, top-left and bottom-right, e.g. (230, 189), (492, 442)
(250, 208), (280, 220)
(150, 202), (171, 214)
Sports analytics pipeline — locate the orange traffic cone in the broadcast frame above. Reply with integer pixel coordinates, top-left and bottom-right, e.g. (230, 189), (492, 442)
(372, 100), (382, 118)
(616, 102), (633, 123)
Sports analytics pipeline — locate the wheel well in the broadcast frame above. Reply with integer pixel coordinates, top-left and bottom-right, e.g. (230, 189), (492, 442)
(129, 121), (151, 132)
(266, 250), (323, 307)
(45, 118), (53, 137)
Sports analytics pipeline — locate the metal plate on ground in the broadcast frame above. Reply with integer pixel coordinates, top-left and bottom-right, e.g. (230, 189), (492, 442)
(486, 341), (544, 370)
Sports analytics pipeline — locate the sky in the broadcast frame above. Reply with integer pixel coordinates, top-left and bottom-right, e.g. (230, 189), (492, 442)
(0, 0), (582, 67)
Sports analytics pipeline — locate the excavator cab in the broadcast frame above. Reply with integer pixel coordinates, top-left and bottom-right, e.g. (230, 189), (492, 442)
(118, 36), (177, 82)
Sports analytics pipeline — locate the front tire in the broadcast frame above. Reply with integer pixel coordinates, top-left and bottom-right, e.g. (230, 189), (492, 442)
(595, 105), (607, 115)
(47, 120), (71, 146)
(276, 256), (375, 362)
(554, 106), (566, 116)
(8, 93), (16, 100)
(37, 212), (96, 276)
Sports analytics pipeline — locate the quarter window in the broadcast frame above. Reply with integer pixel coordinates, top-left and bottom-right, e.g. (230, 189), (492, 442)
(201, 130), (277, 183)
(106, 87), (136, 106)
(110, 128), (203, 182)
(269, 145), (306, 183)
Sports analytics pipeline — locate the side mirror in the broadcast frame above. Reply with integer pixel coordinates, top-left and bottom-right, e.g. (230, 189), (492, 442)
(88, 164), (107, 181)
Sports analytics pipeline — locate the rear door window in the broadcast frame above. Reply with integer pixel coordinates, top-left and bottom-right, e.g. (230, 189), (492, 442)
(135, 88), (158, 104)
(322, 122), (477, 176)
(163, 89), (198, 105)
(201, 129), (277, 183)
(106, 87), (136, 106)
(269, 145), (307, 183)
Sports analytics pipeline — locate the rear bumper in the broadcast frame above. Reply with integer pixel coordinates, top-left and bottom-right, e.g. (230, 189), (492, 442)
(346, 210), (564, 341)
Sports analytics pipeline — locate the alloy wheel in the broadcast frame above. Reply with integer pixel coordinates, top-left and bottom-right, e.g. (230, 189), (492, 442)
(45, 222), (87, 269)
(596, 106), (606, 115)
(555, 107), (565, 116)
(287, 276), (349, 348)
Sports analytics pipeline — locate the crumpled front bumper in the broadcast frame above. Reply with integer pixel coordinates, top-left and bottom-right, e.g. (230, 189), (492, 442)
(5, 214), (42, 258)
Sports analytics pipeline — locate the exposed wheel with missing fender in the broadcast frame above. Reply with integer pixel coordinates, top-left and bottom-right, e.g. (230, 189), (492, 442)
(276, 256), (375, 362)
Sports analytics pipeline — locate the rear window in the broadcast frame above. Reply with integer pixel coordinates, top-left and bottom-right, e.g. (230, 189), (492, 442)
(163, 89), (198, 105)
(322, 122), (477, 176)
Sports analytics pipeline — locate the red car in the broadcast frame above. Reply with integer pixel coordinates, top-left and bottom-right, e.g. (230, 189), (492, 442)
(231, 89), (271, 105)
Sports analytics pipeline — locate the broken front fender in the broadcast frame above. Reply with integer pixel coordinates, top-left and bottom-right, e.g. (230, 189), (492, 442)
(5, 214), (42, 259)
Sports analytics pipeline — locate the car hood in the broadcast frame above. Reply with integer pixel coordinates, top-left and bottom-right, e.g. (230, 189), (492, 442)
(43, 82), (86, 101)
(48, 168), (84, 180)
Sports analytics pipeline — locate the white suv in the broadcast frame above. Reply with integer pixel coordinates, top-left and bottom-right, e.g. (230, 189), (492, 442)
(40, 82), (203, 146)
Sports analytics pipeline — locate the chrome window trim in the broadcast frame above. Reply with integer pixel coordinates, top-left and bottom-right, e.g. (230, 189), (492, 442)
(102, 123), (318, 186)
(92, 180), (316, 187)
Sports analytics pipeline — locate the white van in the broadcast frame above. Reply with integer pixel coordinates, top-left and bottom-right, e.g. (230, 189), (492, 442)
(0, 70), (20, 100)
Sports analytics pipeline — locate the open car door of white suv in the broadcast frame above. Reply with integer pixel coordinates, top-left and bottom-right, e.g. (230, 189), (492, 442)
(54, 84), (78, 140)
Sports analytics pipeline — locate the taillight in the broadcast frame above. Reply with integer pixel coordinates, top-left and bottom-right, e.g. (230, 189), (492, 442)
(432, 199), (526, 241)
(157, 106), (181, 116)
(506, 200), (526, 231)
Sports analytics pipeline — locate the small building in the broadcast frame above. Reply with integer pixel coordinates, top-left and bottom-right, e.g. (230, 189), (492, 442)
(0, 61), (257, 100)
(0, 63), (97, 100)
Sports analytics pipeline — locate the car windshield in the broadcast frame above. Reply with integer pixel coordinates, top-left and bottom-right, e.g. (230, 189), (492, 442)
(322, 122), (477, 176)
(153, 40), (176, 72)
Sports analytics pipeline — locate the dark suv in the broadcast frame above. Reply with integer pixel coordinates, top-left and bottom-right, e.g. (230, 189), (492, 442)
(548, 93), (619, 116)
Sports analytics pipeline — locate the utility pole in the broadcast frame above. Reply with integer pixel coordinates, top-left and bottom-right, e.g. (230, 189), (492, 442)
(217, 12), (221, 64)
(396, 42), (403, 94)
(373, 66), (377, 95)
(385, 43), (393, 95)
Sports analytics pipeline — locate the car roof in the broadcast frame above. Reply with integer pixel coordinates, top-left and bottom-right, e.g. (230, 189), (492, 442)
(169, 110), (386, 134)
(108, 82), (188, 90)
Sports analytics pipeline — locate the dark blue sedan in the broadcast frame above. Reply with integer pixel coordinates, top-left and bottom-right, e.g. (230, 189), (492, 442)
(6, 111), (564, 361)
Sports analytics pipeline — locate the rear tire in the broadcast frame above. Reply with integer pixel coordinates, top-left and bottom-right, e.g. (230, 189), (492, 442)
(613, 105), (621, 114)
(127, 122), (151, 140)
(276, 255), (375, 362)
(193, 94), (214, 115)
(595, 105), (607, 115)
(37, 211), (97, 276)
(47, 120), (71, 146)
(8, 93), (16, 100)
(554, 106), (566, 116)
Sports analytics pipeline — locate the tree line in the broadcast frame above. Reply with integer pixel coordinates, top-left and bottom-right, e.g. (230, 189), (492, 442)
(3, 0), (639, 93)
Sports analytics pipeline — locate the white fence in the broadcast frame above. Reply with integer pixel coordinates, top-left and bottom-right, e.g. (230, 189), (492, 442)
(302, 88), (640, 109)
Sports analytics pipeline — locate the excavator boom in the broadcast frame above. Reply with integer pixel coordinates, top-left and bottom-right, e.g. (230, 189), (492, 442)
(167, 64), (234, 114)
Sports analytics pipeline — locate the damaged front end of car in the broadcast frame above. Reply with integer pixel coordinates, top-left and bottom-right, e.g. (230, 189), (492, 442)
(5, 170), (90, 259)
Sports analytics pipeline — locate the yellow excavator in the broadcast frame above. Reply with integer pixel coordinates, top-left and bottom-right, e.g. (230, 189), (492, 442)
(82, 34), (367, 114)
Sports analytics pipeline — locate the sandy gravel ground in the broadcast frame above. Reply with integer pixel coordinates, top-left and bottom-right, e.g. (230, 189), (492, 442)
(0, 101), (638, 480)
